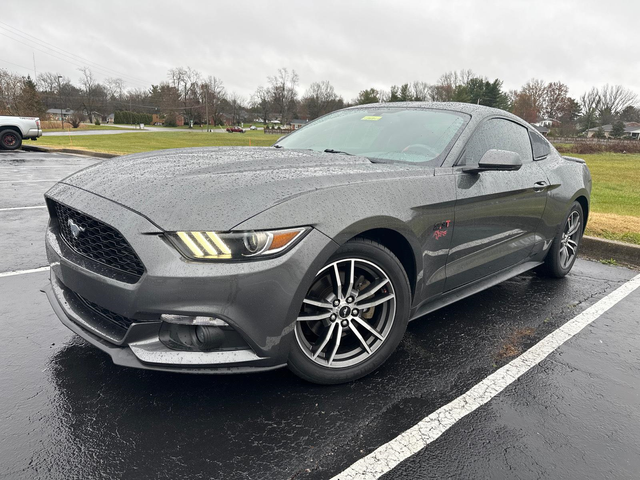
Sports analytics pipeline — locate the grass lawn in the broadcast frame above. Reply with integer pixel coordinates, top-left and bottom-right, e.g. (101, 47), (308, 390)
(35, 130), (275, 155)
(579, 153), (640, 245)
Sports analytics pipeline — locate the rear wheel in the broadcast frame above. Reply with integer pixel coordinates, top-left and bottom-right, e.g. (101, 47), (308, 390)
(0, 129), (22, 150)
(540, 201), (584, 278)
(288, 238), (411, 384)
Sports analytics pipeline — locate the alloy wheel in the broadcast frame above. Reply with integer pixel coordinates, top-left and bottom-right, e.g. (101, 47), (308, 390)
(3, 133), (17, 147)
(295, 258), (396, 368)
(559, 210), (581, 269)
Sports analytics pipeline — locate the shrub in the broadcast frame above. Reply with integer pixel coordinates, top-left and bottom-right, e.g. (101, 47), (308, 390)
(164, 111), (177, 127)
(555, 141), (640, 154)
(114, 110), (153, 125)
(69, 113), (83, 128)
(95, 119), (101, 126)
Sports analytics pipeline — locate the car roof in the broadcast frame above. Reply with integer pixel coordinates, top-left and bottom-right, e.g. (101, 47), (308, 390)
(345, 101), (527, 125)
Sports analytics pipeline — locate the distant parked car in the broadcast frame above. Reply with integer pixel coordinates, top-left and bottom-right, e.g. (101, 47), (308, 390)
(250, 125), (257, 130)
(226, 126), (244, 133)
(0, 115), (42, 150)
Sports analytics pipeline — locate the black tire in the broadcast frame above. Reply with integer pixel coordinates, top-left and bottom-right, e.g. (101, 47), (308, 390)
(540, 201), (584, 278)
(288, 238), (411, 384)
(0, 129), (22, 150)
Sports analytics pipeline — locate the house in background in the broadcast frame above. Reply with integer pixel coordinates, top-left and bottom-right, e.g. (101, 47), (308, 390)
(532, 118), (560, 128)
(586, 122), (640, 139)
(46, 108), (74, 121)
(152, 113), (185, 126)
(533, 125), (550, 136)
(290, 119), (308, 130)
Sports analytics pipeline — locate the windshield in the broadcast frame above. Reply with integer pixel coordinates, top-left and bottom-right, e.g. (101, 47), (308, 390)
(276, 108), (469, 165)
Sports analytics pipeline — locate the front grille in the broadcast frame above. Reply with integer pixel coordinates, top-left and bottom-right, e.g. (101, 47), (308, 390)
(77, 294), (134, 331)
(52, 201), (145, 279)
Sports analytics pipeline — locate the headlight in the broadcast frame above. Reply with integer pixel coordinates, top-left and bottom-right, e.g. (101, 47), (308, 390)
(166, 227), (309, 261)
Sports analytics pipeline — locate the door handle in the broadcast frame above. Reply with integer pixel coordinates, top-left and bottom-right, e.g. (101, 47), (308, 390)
(533, 181), (548, 192)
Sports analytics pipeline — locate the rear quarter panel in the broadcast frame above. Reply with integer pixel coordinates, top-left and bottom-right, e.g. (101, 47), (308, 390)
(537, 149), (592, 242)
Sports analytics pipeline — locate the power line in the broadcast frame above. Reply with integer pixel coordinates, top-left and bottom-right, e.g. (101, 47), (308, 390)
(0, 26), (152, 89)
(0, 57), (33, 72)
(0, 22), (152, 86)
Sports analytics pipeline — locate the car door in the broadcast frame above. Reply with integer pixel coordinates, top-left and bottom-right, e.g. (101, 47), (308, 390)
(444, 118), (548, 291)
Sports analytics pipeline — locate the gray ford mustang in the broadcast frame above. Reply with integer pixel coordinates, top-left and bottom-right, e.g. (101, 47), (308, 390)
(44, 102), (591, 384)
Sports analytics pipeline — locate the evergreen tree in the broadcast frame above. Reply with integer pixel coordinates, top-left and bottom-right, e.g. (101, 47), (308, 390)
(593, 126), (606, 139)
(610, 120), (625, 138)
(388, 85), (401, 102)
(399, 83), (412, 102)
(356, 88), (380, 105)
(16, 76), (45, 117)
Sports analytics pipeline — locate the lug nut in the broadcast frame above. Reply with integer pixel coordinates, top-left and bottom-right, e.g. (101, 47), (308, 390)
(330, 314), (337, 321)
(352, 308), (359, 316)
(333, 300), (340, 307)
(346, 296), (354, 303)
(341, 320), (348, 327)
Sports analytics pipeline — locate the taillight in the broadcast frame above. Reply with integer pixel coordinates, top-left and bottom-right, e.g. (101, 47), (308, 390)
(36, 119), (41, 128)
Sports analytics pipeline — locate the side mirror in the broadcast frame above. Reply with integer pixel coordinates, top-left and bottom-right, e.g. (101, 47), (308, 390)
(463, 149), (522, 173)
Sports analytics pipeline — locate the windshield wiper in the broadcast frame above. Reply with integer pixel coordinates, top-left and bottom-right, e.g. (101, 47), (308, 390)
(274, 144), (283, 148)
(323, 148), (353, 155)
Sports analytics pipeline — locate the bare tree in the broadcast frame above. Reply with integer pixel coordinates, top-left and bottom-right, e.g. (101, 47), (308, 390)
(579, 87), (601, 131)
(78, 67), (101, 122)
(251, 86), (272, 123)
(105, 78), (126, 101)
(200, 76), (225, 126)
(300, 81), (343, 119)
(520, 79), (546, 120)
(268, 68), (299, 124)
(168, 67), (201, 122)
(598, 84), (637, 116)
(226, 92), (245, 124)
(433, 69), (475, 101)
(411, 81), (431, 101)
(0, 69), (25, 114)
(542, 81), (569, 119)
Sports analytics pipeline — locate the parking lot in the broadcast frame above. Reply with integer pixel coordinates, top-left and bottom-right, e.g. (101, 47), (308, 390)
(1, 150), (639, 480)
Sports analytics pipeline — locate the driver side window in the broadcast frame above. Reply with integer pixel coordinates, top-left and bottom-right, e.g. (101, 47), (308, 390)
(460, 118), (534, 166)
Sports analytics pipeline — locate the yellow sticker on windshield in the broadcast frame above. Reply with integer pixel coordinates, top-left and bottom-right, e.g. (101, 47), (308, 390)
(361, 116), (382, 121)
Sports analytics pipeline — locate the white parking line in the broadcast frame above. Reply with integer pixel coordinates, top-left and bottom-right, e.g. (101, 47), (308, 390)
(0, 206), (47, 212)
(0, 266), (50, 278)
(333, 273), (640, 480)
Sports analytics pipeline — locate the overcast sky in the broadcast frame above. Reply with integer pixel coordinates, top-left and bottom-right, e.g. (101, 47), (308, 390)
(1, 0), (639, 102)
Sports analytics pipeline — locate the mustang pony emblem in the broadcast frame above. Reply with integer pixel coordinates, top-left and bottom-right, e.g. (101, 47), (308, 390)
(67, 218), (85, 239)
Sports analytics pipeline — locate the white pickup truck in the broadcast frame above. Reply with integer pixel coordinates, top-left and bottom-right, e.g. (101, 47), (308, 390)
(0, 116), (42, 150)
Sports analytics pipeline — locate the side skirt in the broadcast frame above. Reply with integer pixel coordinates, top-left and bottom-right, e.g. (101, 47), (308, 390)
(409, 261), (542, 321)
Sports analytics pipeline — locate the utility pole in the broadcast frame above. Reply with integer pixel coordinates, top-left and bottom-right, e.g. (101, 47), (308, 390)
(205, 87), (209, 132)
(58, 75), (63, 130)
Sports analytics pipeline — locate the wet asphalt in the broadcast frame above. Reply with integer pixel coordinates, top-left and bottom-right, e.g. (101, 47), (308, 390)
(1, 150), (638, 480)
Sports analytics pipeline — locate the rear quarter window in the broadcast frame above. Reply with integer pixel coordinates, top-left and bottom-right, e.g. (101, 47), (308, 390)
(529, 129), (551, 160)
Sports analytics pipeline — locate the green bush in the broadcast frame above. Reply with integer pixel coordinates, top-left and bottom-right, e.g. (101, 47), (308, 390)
(95, 119), (101, 126)
(164, 111), (177, 128)
(114, 110), (153, 125)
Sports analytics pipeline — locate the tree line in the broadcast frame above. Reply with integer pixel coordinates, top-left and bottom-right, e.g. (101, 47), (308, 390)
(1, 66), (638, 135)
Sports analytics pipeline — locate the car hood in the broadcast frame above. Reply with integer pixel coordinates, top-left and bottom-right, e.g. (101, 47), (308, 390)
(61, 147), (430, 231)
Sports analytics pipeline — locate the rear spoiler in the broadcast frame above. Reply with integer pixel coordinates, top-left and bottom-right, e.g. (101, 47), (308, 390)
(562, 156), (586, 164)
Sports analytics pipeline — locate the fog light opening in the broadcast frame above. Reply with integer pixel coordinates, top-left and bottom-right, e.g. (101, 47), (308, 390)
(193, 325), (225, 350)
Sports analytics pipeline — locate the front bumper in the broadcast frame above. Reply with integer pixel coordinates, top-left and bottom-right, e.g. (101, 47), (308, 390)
(45, 183), (337, 373)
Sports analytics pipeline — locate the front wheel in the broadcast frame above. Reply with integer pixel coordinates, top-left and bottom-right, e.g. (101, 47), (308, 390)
(540, 201), (584, 278)
(288, 238), (411, 384)
(0, 129), (22, 150)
